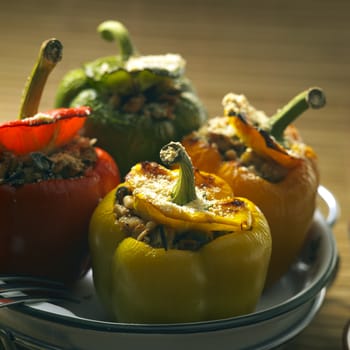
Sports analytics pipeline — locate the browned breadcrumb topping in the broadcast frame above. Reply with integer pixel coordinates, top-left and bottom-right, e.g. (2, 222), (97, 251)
(211, 93), (289, 182)
(196, 117), (288, 183)
(0, 136), (97, 186)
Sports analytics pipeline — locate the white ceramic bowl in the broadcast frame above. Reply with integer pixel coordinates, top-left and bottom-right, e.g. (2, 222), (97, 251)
(0, 186), (339, 350)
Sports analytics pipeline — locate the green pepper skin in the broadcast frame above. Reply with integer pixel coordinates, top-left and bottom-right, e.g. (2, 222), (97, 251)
(55, 21), (207, 176)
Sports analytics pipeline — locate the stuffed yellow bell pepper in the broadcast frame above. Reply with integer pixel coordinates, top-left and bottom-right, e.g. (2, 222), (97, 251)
(89, 142), (271, 323)
(182, 88), (324, 286)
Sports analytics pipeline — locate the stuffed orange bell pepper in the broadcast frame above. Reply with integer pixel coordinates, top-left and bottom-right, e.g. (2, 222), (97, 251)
(0, 39), (120, 283)
(89, 142), (271, 323)
(182, 88), (324, 285)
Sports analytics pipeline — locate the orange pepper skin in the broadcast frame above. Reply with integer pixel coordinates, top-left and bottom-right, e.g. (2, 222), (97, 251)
(182, 122), (319, 286)
(0, 147), (120, 284)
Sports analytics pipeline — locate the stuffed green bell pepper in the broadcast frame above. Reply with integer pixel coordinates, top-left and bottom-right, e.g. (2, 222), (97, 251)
(55, 20), (207, 177)
(89, 142), (271, 323)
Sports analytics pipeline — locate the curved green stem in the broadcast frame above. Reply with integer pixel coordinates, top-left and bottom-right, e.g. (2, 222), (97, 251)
(269, 87), (326, 141)
(97, 20), (136, 61)
(19, 39), (63, 119)
(160, 142), (197, 206)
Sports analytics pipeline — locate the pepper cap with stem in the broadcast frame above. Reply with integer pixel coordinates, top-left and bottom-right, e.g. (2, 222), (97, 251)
(221, 87), (325, 168)
(125, 141), (252, 233)
(19, 39), (63, 120)
(0, 38), (89, 156)
(269, 87), (326, 142)
(160, 141), (197, 206)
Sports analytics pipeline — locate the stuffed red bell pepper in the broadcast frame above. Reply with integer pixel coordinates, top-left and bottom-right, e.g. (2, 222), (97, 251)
(0, 39), (120, 283)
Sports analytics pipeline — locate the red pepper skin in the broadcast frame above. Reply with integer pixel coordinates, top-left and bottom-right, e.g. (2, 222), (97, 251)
(0, 107), (89, 155)
(0, 147), (120, 284)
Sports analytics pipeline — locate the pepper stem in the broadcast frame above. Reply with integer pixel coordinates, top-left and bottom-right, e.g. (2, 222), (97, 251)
(97, 20), (136, 61)
(19, 39), (63, 120)
(160, 142), (197, 206)
(269, 87), (326, 141)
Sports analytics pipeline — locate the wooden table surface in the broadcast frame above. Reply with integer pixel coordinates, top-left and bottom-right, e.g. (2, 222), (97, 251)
(0, 0), (349, 349)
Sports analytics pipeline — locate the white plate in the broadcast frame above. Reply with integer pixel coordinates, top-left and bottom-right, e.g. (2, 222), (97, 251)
(0, 186), (339, 350)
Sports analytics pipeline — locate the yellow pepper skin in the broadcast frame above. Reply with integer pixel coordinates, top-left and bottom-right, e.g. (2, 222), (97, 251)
(182, 89), (324, 286)
(89, 142), (271, 323)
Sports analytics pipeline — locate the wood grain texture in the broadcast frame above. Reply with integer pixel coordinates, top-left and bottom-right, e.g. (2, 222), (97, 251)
(0, 0), (349, 348)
